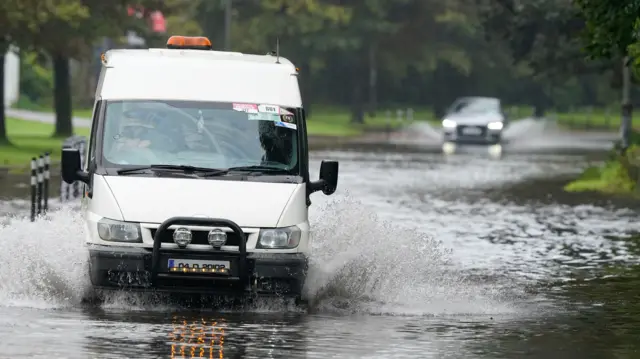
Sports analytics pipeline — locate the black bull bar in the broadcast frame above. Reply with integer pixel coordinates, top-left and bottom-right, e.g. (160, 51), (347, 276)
(150, 216), (249, 288)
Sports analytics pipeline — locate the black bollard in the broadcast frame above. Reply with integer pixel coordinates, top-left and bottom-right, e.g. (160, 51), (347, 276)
(37, 155), (44, 216)
(44, 153), (50, 212)
(30, 158), (37, 222)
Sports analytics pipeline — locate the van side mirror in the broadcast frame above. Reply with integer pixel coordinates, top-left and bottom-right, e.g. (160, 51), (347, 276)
(61, 148), (89, 184)
(309, 160), (339, 195)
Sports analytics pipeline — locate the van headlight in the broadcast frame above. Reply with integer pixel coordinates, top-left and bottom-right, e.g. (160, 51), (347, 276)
(97, 218), (142, 243)
(257, 226), (301, 249)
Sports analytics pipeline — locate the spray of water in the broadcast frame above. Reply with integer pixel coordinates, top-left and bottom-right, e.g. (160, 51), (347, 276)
(304, 192), (523, 316)
(0, 193), (523, 316)
(0, 206), (91, 309)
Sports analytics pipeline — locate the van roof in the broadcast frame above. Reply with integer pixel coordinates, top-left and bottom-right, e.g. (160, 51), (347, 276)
(98, 48), (302, 107)
(103, 48), (297, 67)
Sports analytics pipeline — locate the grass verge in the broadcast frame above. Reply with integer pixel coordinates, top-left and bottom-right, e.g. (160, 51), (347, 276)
(0, 118), (90, 170)
(564, 137), (640, 196)
(549, 108), (640, 131)
(306, 106), (436, 136)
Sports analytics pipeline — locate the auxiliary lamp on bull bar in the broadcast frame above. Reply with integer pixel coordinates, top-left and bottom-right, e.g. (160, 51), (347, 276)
(173, 227), (192, 248)
(171, 227), (228, 248)
(207, 229), (227, 248)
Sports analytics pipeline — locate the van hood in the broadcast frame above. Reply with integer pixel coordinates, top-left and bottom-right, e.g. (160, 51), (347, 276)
(103, 176), (298, 227)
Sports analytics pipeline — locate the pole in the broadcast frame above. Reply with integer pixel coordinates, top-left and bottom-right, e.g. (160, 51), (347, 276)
(224, 0), (232, 51)
(44, 153), (50, 212)
(30, 158), (36, 222)
(37, 155), (43, 215)
(621, 56), (632, 153)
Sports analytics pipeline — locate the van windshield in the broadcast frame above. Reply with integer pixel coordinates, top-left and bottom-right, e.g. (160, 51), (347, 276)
(101, 100), (299, 173)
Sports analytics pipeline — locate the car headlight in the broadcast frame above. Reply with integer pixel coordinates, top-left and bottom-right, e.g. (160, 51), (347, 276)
(487, 121), (503, 130)
(97, 218), (142, 243)
(257, 226), (301, 249)
(442, 119), (457, 128)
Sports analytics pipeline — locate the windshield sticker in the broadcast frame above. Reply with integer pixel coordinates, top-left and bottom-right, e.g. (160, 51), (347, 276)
(233, 103), (258, 113)
(258, 104), (280, 114)
(275, 121), (297, 130)
(248, 112), (279, 121)
(280, 114), (295, 124)
(247, 112), (297, 130)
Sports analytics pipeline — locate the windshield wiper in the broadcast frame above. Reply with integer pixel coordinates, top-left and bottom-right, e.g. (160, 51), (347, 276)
(200, 165), (292, 177)
(117, 164), (228, 176)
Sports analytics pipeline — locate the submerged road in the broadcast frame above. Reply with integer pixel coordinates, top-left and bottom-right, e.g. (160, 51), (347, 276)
(0, 116), (638, 358)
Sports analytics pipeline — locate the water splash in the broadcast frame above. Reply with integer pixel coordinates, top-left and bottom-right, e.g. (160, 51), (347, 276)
(0, 206), (91, 309)
(305, 192), (524, 316)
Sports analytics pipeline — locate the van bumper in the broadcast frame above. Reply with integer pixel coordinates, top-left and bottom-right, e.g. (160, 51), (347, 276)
(87, 217), (308, 298)
(88, 246), (308, 297)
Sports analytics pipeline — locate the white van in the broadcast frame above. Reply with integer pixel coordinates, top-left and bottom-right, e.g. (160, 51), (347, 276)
(61, 36), (339, 303)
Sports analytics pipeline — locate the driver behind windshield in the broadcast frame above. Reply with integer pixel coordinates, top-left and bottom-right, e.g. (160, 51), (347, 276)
(108, 112), (165, 164)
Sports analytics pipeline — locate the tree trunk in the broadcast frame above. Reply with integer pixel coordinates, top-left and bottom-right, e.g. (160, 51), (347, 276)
(53, 54), (73, 137)
(0, 51), (7, 144)
(367, 40), (377, 117)
(350, 52), (365, 124)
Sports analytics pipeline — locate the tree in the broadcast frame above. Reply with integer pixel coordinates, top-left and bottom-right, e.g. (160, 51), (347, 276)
(0, 1), (96, 143)
(476, 0), (618, 113)
(573, 0), (640, 60)
(197, 0), (350, 117)
(29, 1), (170, 136)
(573, 0), (640, 151)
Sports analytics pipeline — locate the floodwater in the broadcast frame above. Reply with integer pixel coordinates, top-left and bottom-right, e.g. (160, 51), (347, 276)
(1, 120), (640, 358)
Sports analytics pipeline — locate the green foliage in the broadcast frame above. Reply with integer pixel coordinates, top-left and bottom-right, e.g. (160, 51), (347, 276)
(479, 0), (612, 78)
(18, 51), (53, 107)
(565, 160), (635, 193)
(2, 0), (627, 126)
(565, 142), (640, 194)
(573, 0), (640, 59)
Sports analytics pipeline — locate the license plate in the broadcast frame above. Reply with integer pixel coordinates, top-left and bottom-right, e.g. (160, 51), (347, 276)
(167, 258), (230, 274)
(462, 127), (482, 135)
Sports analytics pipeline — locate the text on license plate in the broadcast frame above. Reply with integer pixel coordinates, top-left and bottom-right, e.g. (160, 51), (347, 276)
(462, 127), (482, 135)
(168, 258), (230, 273)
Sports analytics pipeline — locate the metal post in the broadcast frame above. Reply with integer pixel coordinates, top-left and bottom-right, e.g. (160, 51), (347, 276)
(385, 110), (391, 141)
(44, 153), (50, 212)
(30, 158), (36, 222)
(396, 109), (403, 124)
(37, 155), (43, 215)
(223, 0), (232, 51)
(406, 108), (414, 123)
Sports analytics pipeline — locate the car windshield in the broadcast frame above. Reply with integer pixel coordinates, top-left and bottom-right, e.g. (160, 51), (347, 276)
(101, 100), (299, 173)
(449, 98), (500, 115)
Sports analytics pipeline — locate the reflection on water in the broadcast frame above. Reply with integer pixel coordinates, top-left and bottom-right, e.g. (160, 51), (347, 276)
(169, 316), (226, 359)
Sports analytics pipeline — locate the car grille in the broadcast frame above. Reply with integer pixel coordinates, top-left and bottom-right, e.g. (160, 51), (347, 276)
(150, 228), (249, 246)
(456, 125), (487, 137)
